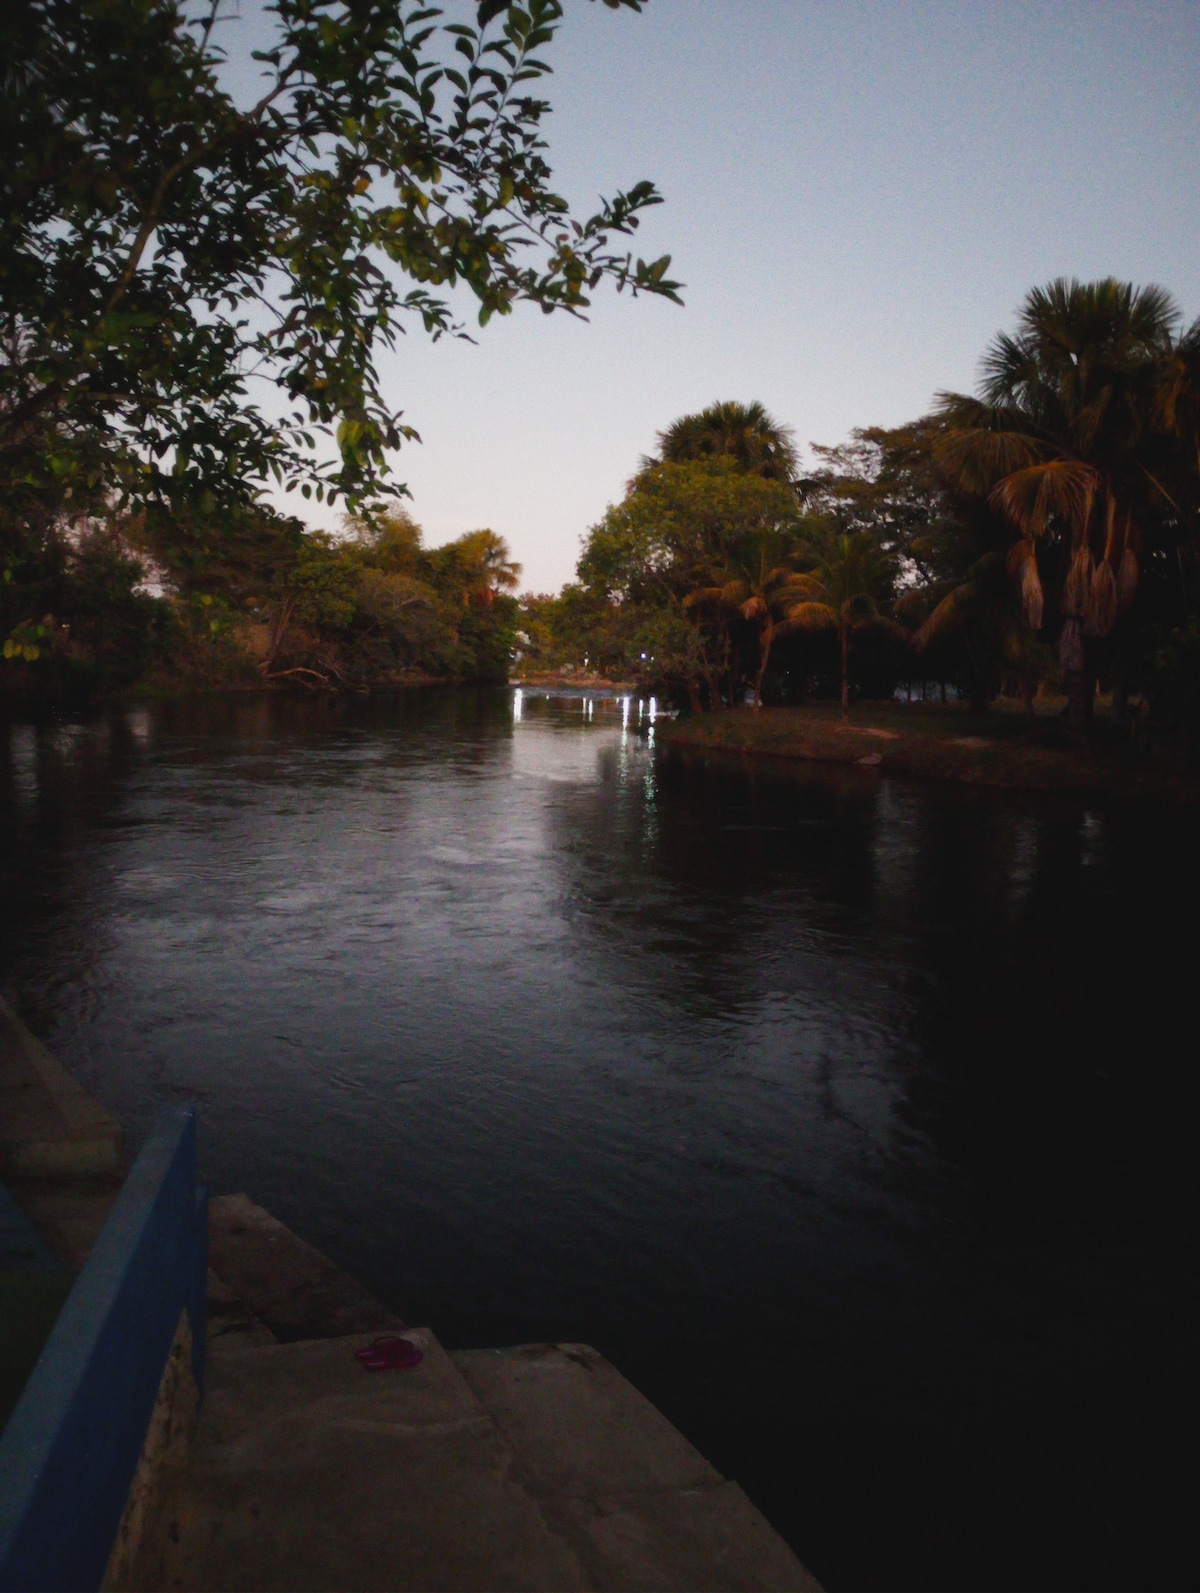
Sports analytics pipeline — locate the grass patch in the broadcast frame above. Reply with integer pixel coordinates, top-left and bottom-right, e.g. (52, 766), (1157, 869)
(660, 700), (1194, 798)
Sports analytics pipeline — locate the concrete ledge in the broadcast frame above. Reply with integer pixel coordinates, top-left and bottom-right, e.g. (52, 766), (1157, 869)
(207, 1194), (400, 1343)
(0, 999), (123, 1179)
(455, 1344), (820, 1592)
(168, 1332), (819, 1593)
(163, 1329), (591, 1592)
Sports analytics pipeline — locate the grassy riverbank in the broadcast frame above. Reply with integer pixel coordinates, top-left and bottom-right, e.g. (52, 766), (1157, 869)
(661, 699), (1195, 799)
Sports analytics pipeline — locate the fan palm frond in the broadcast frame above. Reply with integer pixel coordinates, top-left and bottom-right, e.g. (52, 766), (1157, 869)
(781, 601), (837, 632)
(914, 584), (976, 652)
(1085, 559), (1118, 637)
(935, 423), (1047, 494)
(988, 459), (1100, 539)
(1063, 544), (1094, 618)
(893, 586), (937, 627)
(654, 400), (799, 481)
(682, 584), (729, 612)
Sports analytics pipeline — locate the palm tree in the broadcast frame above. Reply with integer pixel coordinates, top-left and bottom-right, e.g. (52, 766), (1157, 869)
(936, 277), (1179, 741)
(650, 401), (799, 482)
(1153, 314), (1200, 558)
(437, 528), (521, 607)
(907, 549), (1047, 712)
(684, 531), (814, 708)
(783, 533), (900, 721)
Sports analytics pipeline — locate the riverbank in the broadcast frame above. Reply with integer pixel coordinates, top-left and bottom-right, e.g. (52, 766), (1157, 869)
(511, 670), (637, 692)
(661, 699), (1196, 798)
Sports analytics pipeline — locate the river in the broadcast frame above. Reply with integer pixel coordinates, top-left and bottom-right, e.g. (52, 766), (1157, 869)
(1, 688), (1195, 1591)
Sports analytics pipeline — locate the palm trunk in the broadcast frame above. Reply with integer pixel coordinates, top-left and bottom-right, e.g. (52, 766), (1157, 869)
(754, 623), (773, 710)
(840, 624), (849, 723)
(1111, 648), (1129, 727)
(1059, 619), (1089, 749)
(1065, 670), (1090, 749)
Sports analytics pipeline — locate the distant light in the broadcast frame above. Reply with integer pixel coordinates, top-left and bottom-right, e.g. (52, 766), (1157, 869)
(641, 652), (647, 660)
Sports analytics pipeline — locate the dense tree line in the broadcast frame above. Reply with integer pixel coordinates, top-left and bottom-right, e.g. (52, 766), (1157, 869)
(520, 279), (1200, 760)
(0, 505), (520, 699)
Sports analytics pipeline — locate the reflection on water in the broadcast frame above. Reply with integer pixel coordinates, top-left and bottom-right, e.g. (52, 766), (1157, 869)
(1, 688), (1196, 1591)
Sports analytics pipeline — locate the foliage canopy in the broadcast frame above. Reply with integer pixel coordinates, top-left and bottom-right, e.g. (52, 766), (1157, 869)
(0, 0), (680, 519)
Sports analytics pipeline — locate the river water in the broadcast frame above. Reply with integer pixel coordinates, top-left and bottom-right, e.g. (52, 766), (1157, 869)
(1, 688), (1195, 1591)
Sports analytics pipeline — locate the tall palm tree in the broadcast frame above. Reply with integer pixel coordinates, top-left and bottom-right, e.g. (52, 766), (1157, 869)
(783, 532), (900, 721)
(651, 401), (799, 482)
(936, 277), (1179, 741)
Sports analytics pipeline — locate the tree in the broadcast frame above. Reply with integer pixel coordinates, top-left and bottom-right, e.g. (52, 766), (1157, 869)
(785, 532), (900, 721)
(0, 0), (680, 526)
(802, 419), (946, 570)
(579, 457), (806, 706)
(426, 528), (522, 607)
(516, 583), (622, 675)
(647, 400), (798, 482)
(936, 278), (1179, 742)
(683, 531), (814, 708)
(0, 514), (169, 699)
(908, 547), (1045, 713)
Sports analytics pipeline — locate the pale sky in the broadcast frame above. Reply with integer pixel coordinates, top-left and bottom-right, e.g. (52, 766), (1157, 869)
(238, 1), (1200, 592)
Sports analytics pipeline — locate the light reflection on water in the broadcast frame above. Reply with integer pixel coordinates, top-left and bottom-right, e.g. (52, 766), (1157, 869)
(0, 687), (1195, 1592)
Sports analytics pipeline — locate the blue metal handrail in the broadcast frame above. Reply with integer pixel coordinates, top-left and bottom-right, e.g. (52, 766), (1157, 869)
(0, 1107), (207, 1593)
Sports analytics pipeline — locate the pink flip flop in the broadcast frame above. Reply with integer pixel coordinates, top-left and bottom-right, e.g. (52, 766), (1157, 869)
(355, 1335), (424, 1371)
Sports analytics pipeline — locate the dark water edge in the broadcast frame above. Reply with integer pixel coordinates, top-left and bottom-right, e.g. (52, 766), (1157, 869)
(1, 687), (1196, 1592)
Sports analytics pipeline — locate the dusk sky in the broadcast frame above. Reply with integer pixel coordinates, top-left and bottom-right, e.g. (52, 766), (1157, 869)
(250, 1), (1200, 591)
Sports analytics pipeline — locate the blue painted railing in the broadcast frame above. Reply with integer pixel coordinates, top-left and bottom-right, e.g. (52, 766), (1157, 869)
(0, 1107), (207, 1593)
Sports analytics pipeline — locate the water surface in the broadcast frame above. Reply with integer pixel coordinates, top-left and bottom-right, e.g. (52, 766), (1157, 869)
(1, 689), (1195, 1591)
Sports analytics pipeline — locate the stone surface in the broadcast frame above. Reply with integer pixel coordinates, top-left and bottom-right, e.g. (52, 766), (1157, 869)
(204, 1266), (276, 1352)
(0, 997), (124, 1178)
(161, 1328), (591, 1593)
(558, 1483), (821, 1593)
(207, 1193), (401, 1342)
(167, 1328), (819, 1592)
(455, 1344), (820, 1593)
(452, 1343), (721, 1500)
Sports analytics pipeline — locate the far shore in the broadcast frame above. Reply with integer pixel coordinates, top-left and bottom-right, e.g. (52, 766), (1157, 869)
(511, 672), (637, 692)
(660, 699), (1196, 800)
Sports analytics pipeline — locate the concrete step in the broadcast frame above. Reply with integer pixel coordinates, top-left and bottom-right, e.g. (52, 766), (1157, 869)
(0, 997), (123, 1180)
(160, 1328), (591, 1592)
(161, 1329), (818, 1593)
(454, 1344), (819, 1593)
